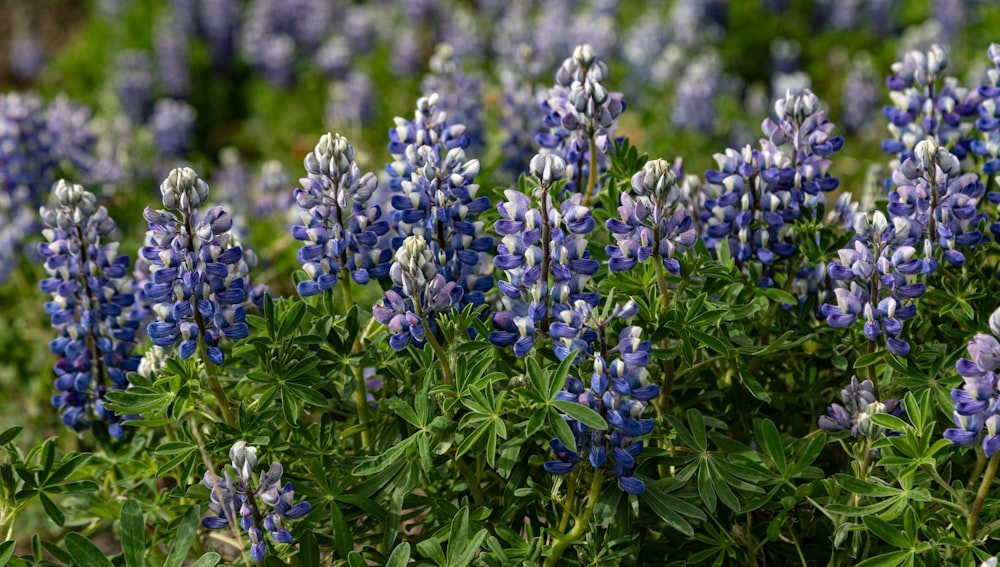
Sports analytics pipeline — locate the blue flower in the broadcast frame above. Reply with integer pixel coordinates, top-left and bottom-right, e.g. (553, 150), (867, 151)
(142, 168), (252, 366)
(202, 441), (312, 563)
(39, 180), (141, 438)
(292, 133), (390, 296)
(537, 44), (625, 199)
(543, 304), (655, 495)
(821, 212), (925, 356)
(817, 377), (902, 439)
(386, 94), (493, 308)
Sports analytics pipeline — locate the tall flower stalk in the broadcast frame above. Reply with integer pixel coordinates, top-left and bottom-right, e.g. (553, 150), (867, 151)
(142, 168), (252, 425)
(39, 180), (141, 438)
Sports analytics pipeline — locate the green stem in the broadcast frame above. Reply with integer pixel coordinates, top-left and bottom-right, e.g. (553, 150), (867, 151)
(454, 454), (485, 507)
(341, 275), (371, 449)
(412, 291), (453, 386)
(652, 252), (670, 312)
(544, 469), (603, 567)
(200, 344), (235, 426)
(581, 135), (599, 208)
(865, 340), (879, 400)
(557, 469), (580, 534)
(926, 465), (966, 508)
(968, 451), (1000, 540)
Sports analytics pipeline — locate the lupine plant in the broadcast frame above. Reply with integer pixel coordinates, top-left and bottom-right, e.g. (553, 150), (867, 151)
(10, 8), (1000, 567)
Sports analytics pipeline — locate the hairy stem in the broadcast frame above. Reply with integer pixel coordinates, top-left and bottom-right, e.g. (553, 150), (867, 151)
(341, 275), (371, 449)
(412, 291), (453, 386)
(582, 135), (599, 208)
(544, 469), (603, 567)
(969, 451), (1000, 540)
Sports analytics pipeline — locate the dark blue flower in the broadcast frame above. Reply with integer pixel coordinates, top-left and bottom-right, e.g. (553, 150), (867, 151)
(202, 441), (312, 563)
(39, 180), (141, 438)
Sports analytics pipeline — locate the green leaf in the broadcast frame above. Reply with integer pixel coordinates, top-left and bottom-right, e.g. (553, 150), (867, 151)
(298, 532), (320, 567)
(688, 328), (730, 357)
(642, 484), (704, 536)
(281, 390), (299, 427)
(549, 407), (577, 453)
(386, 542), (411, 567)
(347, 552), (368, 567)
(759, 288), (797, 305)
(834, 474), (903, 497)
(329, 504), (352, 559)
(190, 553), (222, 567)
(553, 400), (608, 430)
(64, 533), (114, 567)
(755, 419), (786, 473)
(0, 541), (14, 565)
(855, 551), (910, 567)
(0, 426), (22, 445)
(548, 351), (577, 401)
(352, 437), (415, 476)
(121, 500), (145, 567)
(854, 350), (886, 369)
(278, 300), (307, 338)
(383, 490), (403, 551)
(163, 506), (200, 567)
(736, 361), (771, 403)
(39, 492), (64, 526)
(870, 413), (908, 432)
(45, 453), (92, 486)
(863, 515), (911, 549)
(265, 294), (276, 339)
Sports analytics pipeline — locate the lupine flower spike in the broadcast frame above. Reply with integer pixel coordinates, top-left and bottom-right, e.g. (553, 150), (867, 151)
(142, 167), (251, 367)
(292, 132), (390, 299)
(202, 441), (312, 562)
(944, 305), (1000, 456)
(821, 211), (926, 357)
(606, 159), (697, 308)
(39, 180), (141, 438)
(538, 44), (626, 204)
(490, 153), (600, 358)
(544, 299), (657, 494)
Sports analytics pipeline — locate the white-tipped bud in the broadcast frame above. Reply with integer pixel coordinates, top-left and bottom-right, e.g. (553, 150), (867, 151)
(530, 153), (567, 186)
(160, 167), (209, 211)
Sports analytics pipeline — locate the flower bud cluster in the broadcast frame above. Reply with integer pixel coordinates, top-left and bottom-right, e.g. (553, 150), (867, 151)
(292, 133), (390, 297)
(373, 236), (463, 351)
(489, 154), (599, 357)
(544, 303), (657, 495)
(886, 138), (988, 270)
(882, 44), (978, 162)
(142, 168), (251, 365)
(38, 180), (141, 438)
(537, 44), (626, 196)
(386, 94), (494, 307)
(202, 441), (312, 563)
(606, 159), (697, 275)
(821, 211), (926, 356)
(818, 376), (903, 439)
(944, 307), (1000, 456)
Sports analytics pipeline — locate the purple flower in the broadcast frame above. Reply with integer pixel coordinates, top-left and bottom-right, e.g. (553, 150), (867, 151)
(607, 159), (697, 276)
(544, 314), (656, 495)
(39, 180), (141, 438)
(817, 377), (903, 439)
(537, 44), (626, 199)
(292, 133), (389, 296)
(202, 441), (312, 563)
(822, 211), (925, 356)
(142, 168), (252, 366)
